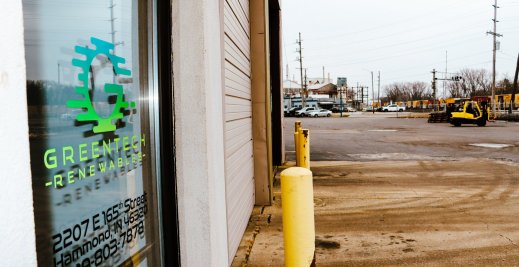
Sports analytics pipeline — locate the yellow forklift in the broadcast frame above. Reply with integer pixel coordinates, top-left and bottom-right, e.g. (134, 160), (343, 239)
(450, 100), (491, 127)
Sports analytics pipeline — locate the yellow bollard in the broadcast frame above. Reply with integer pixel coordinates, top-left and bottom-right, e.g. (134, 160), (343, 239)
(300, 129), (310, 169)
(294, 121), (310, 169)
(294, 121), (302, 166)
(295, 121), (302, 133)
(281, 167), (315, 267)
(294, 131), (301, 166)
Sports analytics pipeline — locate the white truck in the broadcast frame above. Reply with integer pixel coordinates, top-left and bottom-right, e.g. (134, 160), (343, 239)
(382, 104), (405, 112)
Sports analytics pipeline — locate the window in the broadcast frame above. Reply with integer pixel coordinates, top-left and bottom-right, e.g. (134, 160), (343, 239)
(23, 0), (163, 265)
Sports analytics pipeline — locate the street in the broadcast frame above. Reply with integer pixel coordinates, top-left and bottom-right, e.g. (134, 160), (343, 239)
(285, 113), (519, 163)
(233, 114), (519, 266)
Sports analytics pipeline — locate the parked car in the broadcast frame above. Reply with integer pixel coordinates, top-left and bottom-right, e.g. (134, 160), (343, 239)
(382, 104), (405, 112)
(285, 106), (302, 117)
(364, 106), (374, 112)
(295, 107), (317, 117)
(331, 106), (355, 113)
(331, 107), (345, 113)
(308, 109), (332, 117)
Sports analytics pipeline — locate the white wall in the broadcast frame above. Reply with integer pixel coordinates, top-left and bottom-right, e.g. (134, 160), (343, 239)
(0, 1), (37, 266)
(172, 0), (230, 266)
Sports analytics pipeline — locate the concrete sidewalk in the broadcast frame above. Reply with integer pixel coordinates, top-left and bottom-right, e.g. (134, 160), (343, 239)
(231, 159), (519, 266)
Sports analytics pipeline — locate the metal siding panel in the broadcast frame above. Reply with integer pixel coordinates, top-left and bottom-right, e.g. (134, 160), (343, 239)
(223, 0), (253, 262)
(226, 174), (254, 261)
(225, 119), (252, 157)
(224, 61), (251, 98)
(224, 38), (250, 76)
(224, 1), (249, 38)
(226, 140), (253, 181)
(223, 18), (249, 59)
(225, 112), (251, 122)
(223, 4), (249, 62)
(227, 0), (250, 28)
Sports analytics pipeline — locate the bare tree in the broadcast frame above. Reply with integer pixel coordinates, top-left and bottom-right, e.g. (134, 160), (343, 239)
(447, 68), (491, 97)
(385, 81), (431, 102)
(497, 75), (514, 94)
(407, 81), (431, 100)
(384, 82), (404, 102)
(448, 81), (464, 98)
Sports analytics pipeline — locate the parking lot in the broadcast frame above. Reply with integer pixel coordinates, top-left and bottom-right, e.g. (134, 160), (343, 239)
(233, 113), (519, 266)
(284, 112), (519, 163)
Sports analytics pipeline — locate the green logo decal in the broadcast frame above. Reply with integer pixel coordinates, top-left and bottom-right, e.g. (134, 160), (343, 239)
(67, 37), (134, 133)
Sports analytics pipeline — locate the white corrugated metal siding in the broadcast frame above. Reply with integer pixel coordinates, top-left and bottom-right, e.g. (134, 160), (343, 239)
(223, 0), (254, 261)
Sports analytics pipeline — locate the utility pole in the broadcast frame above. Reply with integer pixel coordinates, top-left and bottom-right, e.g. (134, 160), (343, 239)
(109, 0), (124, 52)
(322, 66), (325, 83)
(511, 53), (519, 114)
(487, 0), (502, 116)
(296, 32), (305, 107)
(432, 69), (440, 110)
(356, 82), (359, 109)
(377, 71), (381, 107)
(340, 85), (343, 117)
(57, 63), (61, 84)
(361, 86), (367, 105)
(371, 71), (375, 114)
(337, 77), (347, 117)
(304, 68), (308, 99)
(432, 69), (437, 110)
(109, 0), (124, 83)
(110, 0), (116, 48)
(444, 51), (448, 99)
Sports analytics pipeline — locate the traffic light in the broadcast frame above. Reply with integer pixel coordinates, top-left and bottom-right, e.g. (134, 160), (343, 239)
(452, 76), (463, 81)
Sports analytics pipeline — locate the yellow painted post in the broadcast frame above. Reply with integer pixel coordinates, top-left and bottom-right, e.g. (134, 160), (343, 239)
(294, 131), (301, 166)
(281, 167), (315, 267)
(294, 121), (302, 166)
(295, 121), (302, 133)
(300, 129), (310, 169)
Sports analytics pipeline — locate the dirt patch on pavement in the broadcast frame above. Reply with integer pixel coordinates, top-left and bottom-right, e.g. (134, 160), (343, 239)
(232, 159), (519, 266)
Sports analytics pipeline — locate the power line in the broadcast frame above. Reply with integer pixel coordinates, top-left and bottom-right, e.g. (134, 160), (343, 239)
(305, 12), (489, 50)
(306, 27), (486, 59)
(303, 1), (472, 41)
(380, 50), (491, 75)
(311, 35), (486, 68)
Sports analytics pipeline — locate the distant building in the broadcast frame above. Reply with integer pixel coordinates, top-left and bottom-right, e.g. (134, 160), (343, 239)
(283, 79), (302, 96)
(307, 82), (338, 99)
(307, 77), (333, 85)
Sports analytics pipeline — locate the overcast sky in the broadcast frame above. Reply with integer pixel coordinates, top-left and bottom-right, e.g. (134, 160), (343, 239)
(282, 0), (519, 98)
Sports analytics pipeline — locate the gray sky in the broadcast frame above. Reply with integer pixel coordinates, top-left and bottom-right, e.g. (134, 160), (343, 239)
(23, 0), (134, 83)
(282, 0), (519, 98)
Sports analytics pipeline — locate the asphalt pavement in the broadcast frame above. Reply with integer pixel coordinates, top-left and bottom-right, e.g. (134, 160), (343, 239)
(284, 113), (519, 163)
(232, 113), (519, 266)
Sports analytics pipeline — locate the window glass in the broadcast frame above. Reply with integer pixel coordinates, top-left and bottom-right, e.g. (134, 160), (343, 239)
(23, 0), (162, 266)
